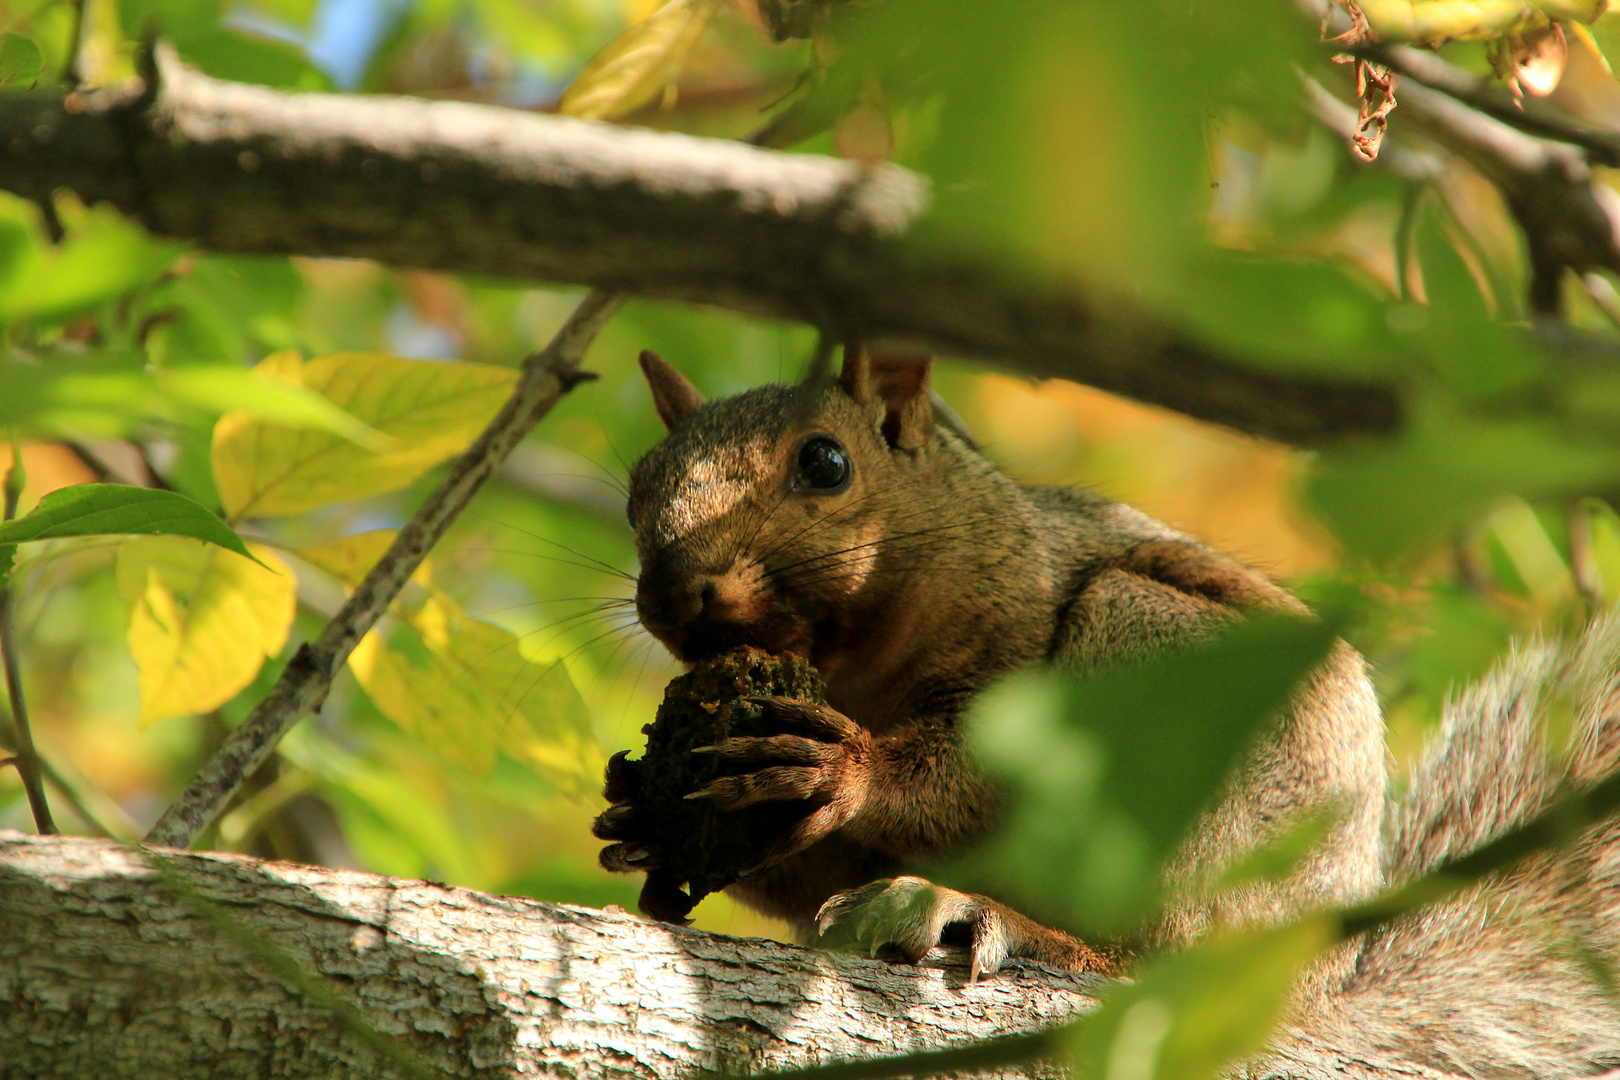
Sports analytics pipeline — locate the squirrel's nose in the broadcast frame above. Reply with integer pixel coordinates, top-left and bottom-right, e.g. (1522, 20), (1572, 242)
(635, 552), (721, 635)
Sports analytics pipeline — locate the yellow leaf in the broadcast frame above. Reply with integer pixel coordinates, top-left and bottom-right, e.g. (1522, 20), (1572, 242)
(212, 351), (518, 521)
(348, 592), (599, 789)
(557, 0), (721, 121)
(297, 529), (431, 589)
(1359, 0), (1606, 43)
(117, 537), (295, 726)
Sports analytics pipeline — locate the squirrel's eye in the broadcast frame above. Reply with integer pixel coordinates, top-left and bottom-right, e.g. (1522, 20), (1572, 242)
(793, 436), (851, 493)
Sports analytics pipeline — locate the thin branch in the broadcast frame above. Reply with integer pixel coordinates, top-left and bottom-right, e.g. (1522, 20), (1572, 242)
(0, 711), (128, 838)
(0, 443), (52, 834)
(1367, 43), (1620, 169)
(0, 45), (1404, 447)
(143, 291), (622, 849)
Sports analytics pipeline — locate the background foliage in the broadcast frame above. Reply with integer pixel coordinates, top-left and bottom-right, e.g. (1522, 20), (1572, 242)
(6, 0), (1620, 1075)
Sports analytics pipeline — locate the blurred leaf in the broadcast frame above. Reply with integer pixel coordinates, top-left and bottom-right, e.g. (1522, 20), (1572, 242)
(211, 350), (518, 520)
(0, 484), (258, 563)
(160, 366), (385, 448)
(1586, 500), (1620, 605)
(0, 205), (180, 324)
(1179, 252), (1403, 376)
(1412, 201), (1541, 398)
(968, 611), (1339, 933)
(178, 27), (332, 89)
(296, 529), (419, 588)
(1309, 403), (1620, 562)
(234, 0), (320, 32)
(1360, 0), (1605, 44)
(558, 0), (721, 121)
(116, 537), (295, 725)
(1072, 918), (1334, 1080)
(349, 590), (599, 789)
(0, 33), (45, 88)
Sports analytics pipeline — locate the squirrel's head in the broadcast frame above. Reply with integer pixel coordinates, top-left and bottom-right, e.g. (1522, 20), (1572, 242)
(627, 345), (941, 663)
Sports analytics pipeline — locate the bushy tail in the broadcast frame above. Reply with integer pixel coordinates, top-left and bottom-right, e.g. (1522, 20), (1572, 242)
(1259, 615), (1620, 1080)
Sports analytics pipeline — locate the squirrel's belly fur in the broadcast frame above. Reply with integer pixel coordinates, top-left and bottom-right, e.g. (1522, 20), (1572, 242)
(607, 346), (1620, 1078)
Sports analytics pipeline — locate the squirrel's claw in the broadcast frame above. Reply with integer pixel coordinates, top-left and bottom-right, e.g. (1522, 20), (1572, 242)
(745, 696), (861, 742)
(691, 734), (838, 767)
(816, 876), (1012, 983)
(685, 765), (827, 809)
(599, 842), (661, 873)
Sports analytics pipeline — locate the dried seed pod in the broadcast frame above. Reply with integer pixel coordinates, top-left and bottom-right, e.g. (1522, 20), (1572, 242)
(621, 646), (826, 923)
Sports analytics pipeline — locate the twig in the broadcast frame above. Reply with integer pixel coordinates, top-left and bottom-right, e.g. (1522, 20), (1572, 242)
(0, 440), (53, 834)
(63, 0), (87, 87)
(1389, 77), (1620, 315)
(1367, 43), (1620, 169)
(1585, 273), (1620, 331)
(0, 711), (127, 838)
(144, 291), (621, 849)
(1569, 499), (1605, 609)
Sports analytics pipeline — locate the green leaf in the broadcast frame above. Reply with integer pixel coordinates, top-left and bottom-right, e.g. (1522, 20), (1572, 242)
(557, 0), (722, 121)
(0, 484), (260, 564)
(966, 611), (1340, 933)
(348, 590), (600, 789)
(160, 366), (386, 449)
(1072, 918), (1335, 1080)
(210, 350), (519, 521)
(0, 33), (45, 89)
(1309, 402), (1620, 562)
(0, 203), (180, 325)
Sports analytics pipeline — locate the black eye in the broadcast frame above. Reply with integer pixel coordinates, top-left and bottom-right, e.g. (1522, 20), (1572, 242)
(793, 436), (851, 493)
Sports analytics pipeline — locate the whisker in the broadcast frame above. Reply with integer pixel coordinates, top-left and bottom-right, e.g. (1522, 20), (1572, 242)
(766, 516), (1002, 580)
(466, 517), (637, 582)
(753, 476), (927, 567)
(471, 596), (635, 619)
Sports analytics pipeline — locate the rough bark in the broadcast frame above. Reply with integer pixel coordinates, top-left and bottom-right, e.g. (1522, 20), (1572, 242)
(0, 46), (1400, 448)
(0, 832), (1100, 1080)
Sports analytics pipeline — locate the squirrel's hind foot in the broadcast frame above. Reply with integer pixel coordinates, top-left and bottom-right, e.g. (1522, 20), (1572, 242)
(816, 876), (1117, 983)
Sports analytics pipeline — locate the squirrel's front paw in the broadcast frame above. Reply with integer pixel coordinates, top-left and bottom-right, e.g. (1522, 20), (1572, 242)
(593, 750), (662, 873)
(816, 876), (1013, 983)
(684, 696), (872, 866)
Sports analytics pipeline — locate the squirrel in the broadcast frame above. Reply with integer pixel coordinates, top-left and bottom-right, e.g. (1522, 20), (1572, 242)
(593, 344), (1620, 1077)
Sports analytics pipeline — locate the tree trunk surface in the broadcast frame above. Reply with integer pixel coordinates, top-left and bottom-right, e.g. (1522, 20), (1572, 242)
(0, 832), (1099, 1080)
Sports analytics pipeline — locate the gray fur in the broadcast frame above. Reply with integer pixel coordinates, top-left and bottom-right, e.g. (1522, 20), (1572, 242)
(1258, 618), (1620, 1079)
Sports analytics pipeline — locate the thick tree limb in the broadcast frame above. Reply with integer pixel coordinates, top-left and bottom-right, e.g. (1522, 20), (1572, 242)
(0, 832), (1098, 1080)
(0, 46), (1399, 447)
(144, 290), (621, 849)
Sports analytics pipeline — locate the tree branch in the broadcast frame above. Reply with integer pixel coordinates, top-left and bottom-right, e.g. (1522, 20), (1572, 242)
(0, 45), (1402, 447)
(1368, 43), (1620, 168)
(143, 290), (621, 849)
(0, 831), (1098, 1080)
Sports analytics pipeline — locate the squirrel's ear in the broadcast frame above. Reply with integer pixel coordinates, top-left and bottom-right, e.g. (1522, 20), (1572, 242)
(639, 350), (706, 430)
(870, 351), (934, 451)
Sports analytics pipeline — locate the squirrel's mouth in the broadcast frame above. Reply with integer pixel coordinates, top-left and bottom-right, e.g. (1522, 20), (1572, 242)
(640, 612), (811, 665)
